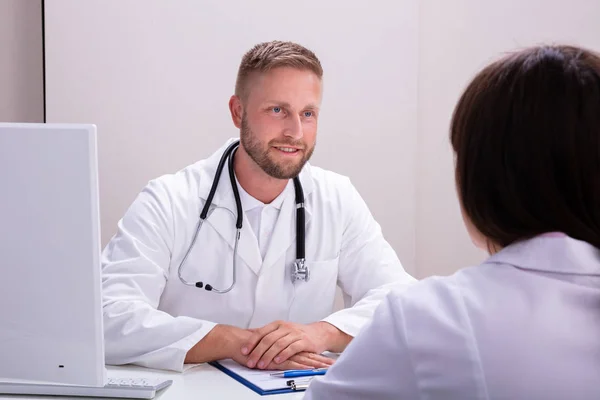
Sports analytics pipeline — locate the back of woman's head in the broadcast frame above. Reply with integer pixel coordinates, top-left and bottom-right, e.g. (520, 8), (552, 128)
(451, 45), (600, 250)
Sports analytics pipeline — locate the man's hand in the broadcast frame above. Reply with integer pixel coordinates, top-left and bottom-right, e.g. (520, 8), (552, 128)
(185, 324), (252, 364)
(185, 324), (336, 371)
(241, 321), (350, 369)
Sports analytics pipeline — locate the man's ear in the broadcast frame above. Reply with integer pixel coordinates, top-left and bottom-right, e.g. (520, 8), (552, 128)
(229, 95), (243, 128)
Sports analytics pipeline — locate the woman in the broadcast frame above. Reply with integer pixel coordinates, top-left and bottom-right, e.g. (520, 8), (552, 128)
(304, 45), (600, 399)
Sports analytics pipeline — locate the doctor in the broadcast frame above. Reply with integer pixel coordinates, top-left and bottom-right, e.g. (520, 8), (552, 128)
(101, 40), (414, 372)
(305, 44), (600, 399)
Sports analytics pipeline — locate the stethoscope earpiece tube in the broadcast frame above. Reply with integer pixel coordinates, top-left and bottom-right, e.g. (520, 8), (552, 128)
(228, 147), (243, 229)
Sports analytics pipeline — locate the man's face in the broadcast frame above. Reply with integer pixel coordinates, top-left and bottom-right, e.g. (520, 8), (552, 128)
(239, 67), (322, 179)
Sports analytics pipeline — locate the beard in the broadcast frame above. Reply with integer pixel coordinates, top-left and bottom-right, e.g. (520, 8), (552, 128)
(240, 114), (315, 179)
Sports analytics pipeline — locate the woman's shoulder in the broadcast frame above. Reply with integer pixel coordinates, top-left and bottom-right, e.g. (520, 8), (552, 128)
(388, 264), (480, 306)
(385, 262), (504, 335)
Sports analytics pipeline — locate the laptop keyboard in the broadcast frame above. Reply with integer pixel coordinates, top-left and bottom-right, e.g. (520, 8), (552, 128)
(106, 377), (167, 388)
(0, 376), (173, 399)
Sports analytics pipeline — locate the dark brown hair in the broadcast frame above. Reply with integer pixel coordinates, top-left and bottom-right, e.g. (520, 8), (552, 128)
(235, 41), (323, 100)
(450, 45), (600, 250)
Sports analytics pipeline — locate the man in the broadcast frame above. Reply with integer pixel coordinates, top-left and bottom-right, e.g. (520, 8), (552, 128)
(101, 40), (415, 372)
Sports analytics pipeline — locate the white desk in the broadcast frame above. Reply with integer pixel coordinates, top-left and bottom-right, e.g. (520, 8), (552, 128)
(0, 364), (306, 400)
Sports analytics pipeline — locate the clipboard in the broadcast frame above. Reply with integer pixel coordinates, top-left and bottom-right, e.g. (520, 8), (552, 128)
(209, 359), (315, 396)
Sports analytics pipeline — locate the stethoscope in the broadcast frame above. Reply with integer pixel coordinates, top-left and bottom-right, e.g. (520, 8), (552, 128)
(178, 140), (309, 294)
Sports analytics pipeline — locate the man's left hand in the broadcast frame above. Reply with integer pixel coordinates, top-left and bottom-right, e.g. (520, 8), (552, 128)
(241, 321), (342, 369)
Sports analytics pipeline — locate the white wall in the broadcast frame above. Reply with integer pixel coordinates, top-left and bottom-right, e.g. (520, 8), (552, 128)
(43, 0), (600, 278)
(416, 0), (600, 278)
(44, 0), (420, 275)
(0, 0), (43, 122)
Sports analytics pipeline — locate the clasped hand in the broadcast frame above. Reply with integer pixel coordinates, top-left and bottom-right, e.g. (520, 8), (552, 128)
(236, 321), (335, 370)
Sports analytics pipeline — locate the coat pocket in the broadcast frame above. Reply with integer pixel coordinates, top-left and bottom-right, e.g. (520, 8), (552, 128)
(287, 256), (340, 323)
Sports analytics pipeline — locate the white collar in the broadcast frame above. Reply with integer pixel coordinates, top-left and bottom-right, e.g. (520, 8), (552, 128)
(486, 233), (600, 276)
(235, 174), (291, 212)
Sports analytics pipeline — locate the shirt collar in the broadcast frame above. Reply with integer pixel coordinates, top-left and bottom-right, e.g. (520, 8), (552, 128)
(486, 233), (600, 276)
(235, 174), (292, 212)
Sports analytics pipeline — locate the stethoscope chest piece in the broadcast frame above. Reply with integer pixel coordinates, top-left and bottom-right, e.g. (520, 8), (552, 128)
(292, 258), (310, 282)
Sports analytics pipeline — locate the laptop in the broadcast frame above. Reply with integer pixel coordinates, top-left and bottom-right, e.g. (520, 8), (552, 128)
(0, 123), (172, 399)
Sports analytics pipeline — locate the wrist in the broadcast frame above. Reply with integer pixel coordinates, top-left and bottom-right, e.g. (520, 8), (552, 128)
(219, 324), (251, 359)
(312, 321), (351, 353)
(185, 324), (248, 363)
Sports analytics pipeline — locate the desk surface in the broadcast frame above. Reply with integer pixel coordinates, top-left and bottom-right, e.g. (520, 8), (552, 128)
(0, 364), (306, 400)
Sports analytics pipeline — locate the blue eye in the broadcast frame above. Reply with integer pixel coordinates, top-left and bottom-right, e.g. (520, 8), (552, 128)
(304, 111), (313, 118)
(272, 107), (282, 113)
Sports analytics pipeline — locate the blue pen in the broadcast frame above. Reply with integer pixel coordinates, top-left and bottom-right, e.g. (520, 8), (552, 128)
(270, 368), (328, 378)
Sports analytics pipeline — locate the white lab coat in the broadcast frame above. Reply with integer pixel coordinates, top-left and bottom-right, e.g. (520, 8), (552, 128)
(101, 138), (415, 372)
(304, 233), (600, 400)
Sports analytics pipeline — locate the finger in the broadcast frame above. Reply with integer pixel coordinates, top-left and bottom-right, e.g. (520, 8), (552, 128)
(267, 360), (313, 371)
(290, 354), (332, 369)
(273, 340), (312, 364)
(242, 323), (279, 355)
(241, 322), (280, 356)
(246, 329), (290, 369)
(257, 335), (303, 369)
(291, 352), (335, 367)
(303, 352), (335, 366)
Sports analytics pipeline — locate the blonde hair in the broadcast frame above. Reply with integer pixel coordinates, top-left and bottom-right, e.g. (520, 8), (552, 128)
(234, 41), (323, 100)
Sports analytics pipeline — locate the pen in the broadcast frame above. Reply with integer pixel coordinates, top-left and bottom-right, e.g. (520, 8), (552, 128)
(270, 368), (328, 378)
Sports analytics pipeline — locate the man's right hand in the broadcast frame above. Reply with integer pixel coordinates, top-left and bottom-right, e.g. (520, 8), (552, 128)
(185, 324), (334, 370)
(225, 326), (334, 370)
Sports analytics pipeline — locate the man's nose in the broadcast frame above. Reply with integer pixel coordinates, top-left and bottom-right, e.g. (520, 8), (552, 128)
(283, 114), (303, 140)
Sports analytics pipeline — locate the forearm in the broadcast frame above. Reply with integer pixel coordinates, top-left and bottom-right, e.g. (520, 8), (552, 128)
(103, 301), (213, 371)
(185, 324), (251, 364)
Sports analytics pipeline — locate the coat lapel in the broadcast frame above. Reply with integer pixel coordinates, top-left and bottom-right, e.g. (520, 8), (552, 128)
(197, 139), (262, 275)
(203, 206), (263, 276)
